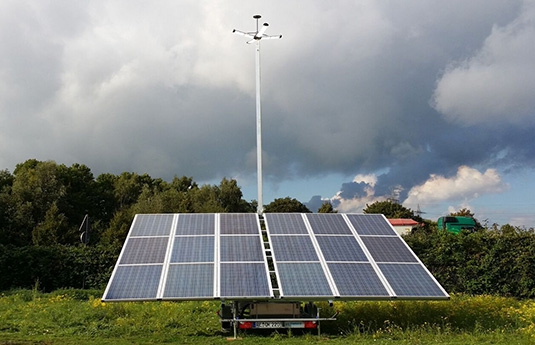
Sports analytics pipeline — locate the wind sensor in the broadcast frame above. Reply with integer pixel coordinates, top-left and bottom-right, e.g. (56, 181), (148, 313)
(233, 15), (282, 215)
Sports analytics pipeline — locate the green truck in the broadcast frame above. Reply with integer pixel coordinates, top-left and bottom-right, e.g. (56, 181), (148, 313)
(437, 216), (477, 234)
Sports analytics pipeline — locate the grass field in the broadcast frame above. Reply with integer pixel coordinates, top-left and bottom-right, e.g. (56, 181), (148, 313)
(1, 289), (535, 344)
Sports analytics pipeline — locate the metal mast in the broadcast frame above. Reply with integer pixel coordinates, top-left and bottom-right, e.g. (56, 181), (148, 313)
(233, 15), (282, 215)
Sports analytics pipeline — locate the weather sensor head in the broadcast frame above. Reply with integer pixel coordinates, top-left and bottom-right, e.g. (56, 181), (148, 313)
(232, 14), (282, 44)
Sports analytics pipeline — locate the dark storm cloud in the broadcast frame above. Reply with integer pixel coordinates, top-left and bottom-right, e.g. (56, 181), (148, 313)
(0, 0), (533, 215)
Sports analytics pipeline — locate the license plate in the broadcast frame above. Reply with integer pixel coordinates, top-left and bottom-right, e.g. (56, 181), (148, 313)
(253, 321), (283, 328)
(284, 322), (305, 328)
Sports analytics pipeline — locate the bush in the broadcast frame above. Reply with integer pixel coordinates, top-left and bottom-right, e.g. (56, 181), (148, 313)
(0, 244), (120, 291)
(404, 229), (535, 298)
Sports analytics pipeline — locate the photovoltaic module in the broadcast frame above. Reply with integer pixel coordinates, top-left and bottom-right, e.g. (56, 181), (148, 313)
(102, 213), (449, 301)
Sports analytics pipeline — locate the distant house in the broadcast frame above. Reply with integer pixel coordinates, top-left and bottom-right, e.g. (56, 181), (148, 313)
(388, 218), (419, 236)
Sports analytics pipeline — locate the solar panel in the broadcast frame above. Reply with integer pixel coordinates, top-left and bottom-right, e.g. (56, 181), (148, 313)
(170, 236), (214, 263)
(120, 237), (169, 264)
(220, 263), (272, 298)
(163, 264), (214, 299)
(104, 213), (448, 302)
(220, 236), (265, 262)
(130, 214), (175, 236)
(103, 213), (273, 301)
(276, 263), (334, 297)
(264, 213), (309, 234)
(306, 213), (353, 234)
(175, 213), (214, 235)
(327, 263), (389, 297)
(270, 235), (319, 261)
(346, 213), (397, 236)
(220, 213), (259, 234)
(379, 263), (447, 297)
(316, 236), (367, 262)
(264, 213), (448, 300)
(105, 265), (163, 300)
(361, 236), (418, 263)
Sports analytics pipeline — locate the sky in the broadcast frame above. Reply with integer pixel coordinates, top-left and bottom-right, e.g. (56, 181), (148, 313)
(1, 0), (535, 227)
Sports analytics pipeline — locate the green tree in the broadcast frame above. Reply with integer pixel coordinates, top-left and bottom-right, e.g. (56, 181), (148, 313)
(170, 175), (197, 192)
(11, 160), (66, 245)
(190, 185), (226, 213)
(218, 178), (241, 212)
(0, 169), (17, 244)
(449, 208), (483, 229)
(363, 200), (419, 220)
(99, 206), (136, 245)
(318, 201), (337, 213)
(32, 202), (74, 245)
(94, 173), (120, 223)
(217, 178), (252, 212)
(113, 172), (156, 208)
(131, 185), (166, 214)
(264, 197), (311, 213)
(449, 208), (475, 217)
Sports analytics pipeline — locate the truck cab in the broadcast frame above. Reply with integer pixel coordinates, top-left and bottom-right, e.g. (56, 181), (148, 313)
(437, 216), (476, 234)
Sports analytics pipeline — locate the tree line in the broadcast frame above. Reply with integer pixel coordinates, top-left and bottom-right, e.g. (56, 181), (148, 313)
(2, 159), (535, 298)
(0, 159), (321, 247)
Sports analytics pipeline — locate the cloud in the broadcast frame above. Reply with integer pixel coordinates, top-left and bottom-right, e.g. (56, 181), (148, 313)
(432, 1), (535, 125)
(1, 0), (533, 228)
(328, 174), (384, 213)
(404, 166), (508, 206)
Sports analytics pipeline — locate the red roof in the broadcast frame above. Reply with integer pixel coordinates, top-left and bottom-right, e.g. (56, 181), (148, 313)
(388, 218), (419, 226)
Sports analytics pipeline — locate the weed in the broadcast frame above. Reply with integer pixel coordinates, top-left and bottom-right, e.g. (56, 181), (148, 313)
(0, 290), (534, 344)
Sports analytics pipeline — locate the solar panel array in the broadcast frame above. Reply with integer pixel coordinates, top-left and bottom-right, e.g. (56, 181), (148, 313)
(265, 213), (448, 299)
(103, 213), (448, 302)
(103, 213), (273, 301)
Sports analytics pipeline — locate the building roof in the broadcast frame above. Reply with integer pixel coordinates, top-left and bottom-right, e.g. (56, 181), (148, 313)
(388, 218), (419, 226)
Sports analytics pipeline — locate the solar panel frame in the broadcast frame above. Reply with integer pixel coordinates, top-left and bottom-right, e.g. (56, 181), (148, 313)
(104, 212), (449, 302)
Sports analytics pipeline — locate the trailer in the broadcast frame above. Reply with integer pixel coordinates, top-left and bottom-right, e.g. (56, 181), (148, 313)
(218, 301), (338, 336)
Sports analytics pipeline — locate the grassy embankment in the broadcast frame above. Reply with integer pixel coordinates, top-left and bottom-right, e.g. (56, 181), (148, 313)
(1, 289), (535, 344)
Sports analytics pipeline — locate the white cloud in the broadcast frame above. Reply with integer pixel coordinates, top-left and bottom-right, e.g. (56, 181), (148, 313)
(404, 166), (508, 206)
(330, 173), (382, 213)
(432, 1), (535, 125)
(332, 191), (384, 214)
(352, 174), (378, 186)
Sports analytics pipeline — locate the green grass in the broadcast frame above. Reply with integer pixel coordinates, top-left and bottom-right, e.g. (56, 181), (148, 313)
(1, 289), (534, 344)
